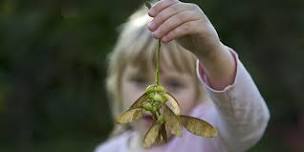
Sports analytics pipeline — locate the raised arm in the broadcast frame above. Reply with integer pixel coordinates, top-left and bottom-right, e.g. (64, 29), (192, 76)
(148, 0), (270, 150)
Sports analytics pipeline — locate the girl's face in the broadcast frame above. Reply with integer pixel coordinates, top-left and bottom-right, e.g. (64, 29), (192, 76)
(120, 62), (199, 136)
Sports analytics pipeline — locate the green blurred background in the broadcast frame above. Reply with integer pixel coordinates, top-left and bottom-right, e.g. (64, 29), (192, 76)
(0, 0), (303, 151)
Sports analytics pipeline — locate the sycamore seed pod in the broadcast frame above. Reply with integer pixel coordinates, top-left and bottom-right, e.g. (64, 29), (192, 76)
(116, 0), (218, 148)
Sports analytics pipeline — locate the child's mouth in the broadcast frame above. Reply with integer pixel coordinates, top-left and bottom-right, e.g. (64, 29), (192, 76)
(143, 114), (153, 121)
(142, 113), (154, 125)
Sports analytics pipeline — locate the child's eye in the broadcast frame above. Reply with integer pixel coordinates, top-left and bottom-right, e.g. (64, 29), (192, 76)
(130, 77), (148, 88)
(165, 80), (184, 92)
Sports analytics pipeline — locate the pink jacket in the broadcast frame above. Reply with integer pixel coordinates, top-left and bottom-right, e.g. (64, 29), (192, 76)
(94, 51), (270, 152)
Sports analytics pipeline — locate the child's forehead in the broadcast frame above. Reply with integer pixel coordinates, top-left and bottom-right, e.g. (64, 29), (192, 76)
(121, 38), (197, 78)
(126, 60), (188, 76)
(125, 63), (152, 75)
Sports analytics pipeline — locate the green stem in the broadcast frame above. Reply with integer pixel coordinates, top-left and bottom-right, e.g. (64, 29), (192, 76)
(155, 39), (161, 85)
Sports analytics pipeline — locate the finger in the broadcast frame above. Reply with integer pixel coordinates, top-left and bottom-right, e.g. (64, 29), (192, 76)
(152, 10), (199, 39)
(162, 20), (200, 43)
(148, 3), (193, 31)
(148, 0), (179, 17)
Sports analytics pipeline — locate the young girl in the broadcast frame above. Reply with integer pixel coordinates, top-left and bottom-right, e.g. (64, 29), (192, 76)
(95, 0), (270, 151)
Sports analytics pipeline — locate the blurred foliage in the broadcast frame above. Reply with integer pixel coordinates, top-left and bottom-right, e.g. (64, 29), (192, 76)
(0, 0), (303, 152)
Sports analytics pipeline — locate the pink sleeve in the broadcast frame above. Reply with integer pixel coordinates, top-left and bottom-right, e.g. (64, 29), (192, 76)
(196, 48), (237, 90)
(195, 49), (270, 151)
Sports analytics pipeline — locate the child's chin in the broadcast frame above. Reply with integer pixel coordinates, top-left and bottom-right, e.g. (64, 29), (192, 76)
(134, 118), (153, 132)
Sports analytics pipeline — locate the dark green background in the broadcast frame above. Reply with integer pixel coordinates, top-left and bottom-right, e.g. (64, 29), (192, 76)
(0, 0), (303, 151)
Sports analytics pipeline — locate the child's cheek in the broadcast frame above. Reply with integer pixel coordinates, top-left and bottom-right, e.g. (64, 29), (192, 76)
(122, 83), (145, 109)
(174, 88), (197, 115)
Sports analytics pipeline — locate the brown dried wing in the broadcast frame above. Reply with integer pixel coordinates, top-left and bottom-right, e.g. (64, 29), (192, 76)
(165, 92), (181, 115)
(163, 105), (182, 136)
(129, 93), (148, 109)
(155, 123), (167, 144)
(180, 115), (217, 138)
(143, 123), (161, 148)
(116, 108), (144, 124)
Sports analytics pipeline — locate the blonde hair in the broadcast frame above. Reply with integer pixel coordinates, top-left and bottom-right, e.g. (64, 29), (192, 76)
(106, 6), (204, 136)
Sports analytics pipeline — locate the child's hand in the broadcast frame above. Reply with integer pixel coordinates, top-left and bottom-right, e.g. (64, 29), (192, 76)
(148, 0), (236, 90)
(147, 0), (221, 57)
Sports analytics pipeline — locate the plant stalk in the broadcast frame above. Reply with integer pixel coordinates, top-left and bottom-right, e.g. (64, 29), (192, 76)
(155, 39), (161, 85)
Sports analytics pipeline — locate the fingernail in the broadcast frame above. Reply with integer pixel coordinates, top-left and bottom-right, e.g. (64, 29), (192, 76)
(148, 10), (155, 17)
(152, 32), (159, 39)
(148, 22), (156, 30)
(162, 36), (170, 43)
